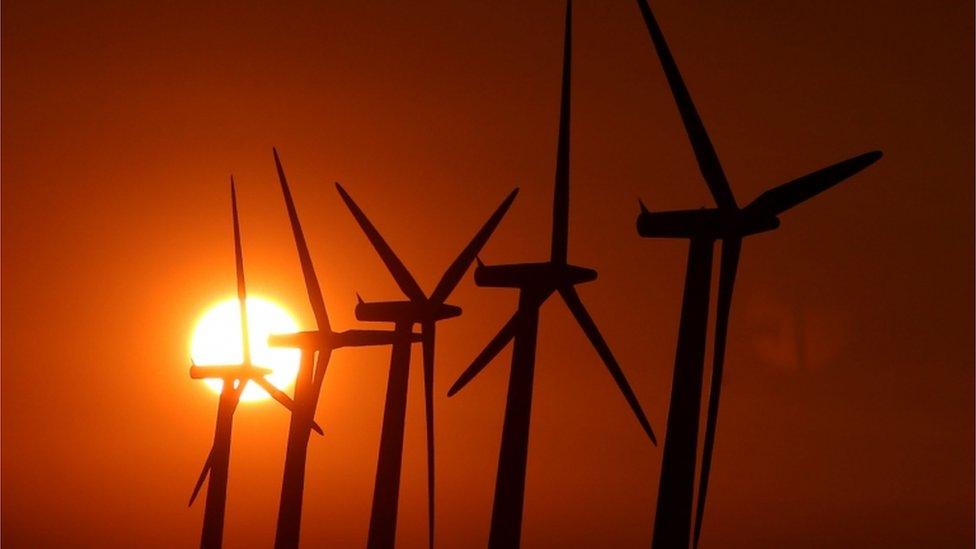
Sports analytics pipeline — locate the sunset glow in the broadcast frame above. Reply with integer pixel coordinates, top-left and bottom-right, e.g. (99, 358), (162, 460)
(2, 0), (967, 546)
(190, 296), (301, 402)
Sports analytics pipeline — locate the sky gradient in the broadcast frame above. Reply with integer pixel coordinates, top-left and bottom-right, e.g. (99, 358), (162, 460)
(3, 0), (973, 547)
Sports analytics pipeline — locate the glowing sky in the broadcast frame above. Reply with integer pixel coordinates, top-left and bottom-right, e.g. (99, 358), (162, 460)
(2, 1), (972, 547)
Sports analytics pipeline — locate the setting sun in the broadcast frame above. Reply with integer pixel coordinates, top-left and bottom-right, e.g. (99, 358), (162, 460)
(190, 296), (301, 402)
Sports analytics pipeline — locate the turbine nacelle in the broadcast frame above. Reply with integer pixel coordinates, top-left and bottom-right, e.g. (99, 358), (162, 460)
(636, 150), (882, 242)
(268, 328), (419, 351)
(636, 207), (780, 239)
(267, 330), (321, 350)
(355, 298), (462, 324)
(189, 362), (273, 380)
(474, 261), (597, 289)
(334, 171), (516, 549)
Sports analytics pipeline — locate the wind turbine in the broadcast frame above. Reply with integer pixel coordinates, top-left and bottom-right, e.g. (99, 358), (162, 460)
(447, 3), (657, 547)
(333, 183), (518, 549)
(189, 179), (320, 549)
(632, 1), (882, 547)
(266, 149), (419, 549)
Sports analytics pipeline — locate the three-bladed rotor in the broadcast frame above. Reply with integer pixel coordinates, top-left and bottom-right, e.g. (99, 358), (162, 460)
(335, 181), (518, 549)
(267, 150), (414, 384)
(448, 0), (657, 446)
(633, 0), (881, 545)
(188, 178), (323, 507)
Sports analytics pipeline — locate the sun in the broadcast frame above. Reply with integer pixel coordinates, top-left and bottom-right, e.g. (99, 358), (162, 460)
(190, 296), (301, 402)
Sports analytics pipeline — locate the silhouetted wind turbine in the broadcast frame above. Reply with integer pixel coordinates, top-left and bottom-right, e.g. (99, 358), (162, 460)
(189, 179), (320, 549)
(334, 183), (518, 549)
(632, 1), (882, 547)
(447, 3), (656, 547)
(267, 149), (418, 549)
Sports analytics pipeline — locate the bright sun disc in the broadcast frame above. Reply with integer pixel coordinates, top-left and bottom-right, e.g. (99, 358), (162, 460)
(190, 296), (301, 402)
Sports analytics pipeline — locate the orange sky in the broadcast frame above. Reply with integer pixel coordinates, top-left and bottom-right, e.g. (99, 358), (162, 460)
(2, 1), (973, 547)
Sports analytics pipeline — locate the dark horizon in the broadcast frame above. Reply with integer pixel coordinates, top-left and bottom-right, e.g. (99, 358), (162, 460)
(2, 1), (973, 547)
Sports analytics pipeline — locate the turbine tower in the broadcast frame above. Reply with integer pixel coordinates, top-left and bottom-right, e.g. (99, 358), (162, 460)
(189, 179), (319, 549)
(267, 150), (417, 549)
(632, 1), (882, 547)
(334, 183), (518, 549)
(447, 3), (657, 547)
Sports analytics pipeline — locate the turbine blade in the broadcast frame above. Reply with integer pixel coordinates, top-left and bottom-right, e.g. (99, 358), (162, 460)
(638, 198), (650, 215)
(232, 378), (249, 402)
(559, 286), (657, 444)
(189, 379), (243, 505)
(447, 312), (520, 396)
(745, 151), (882, 217)
(309, 350), (332, 414)
(230, 177), (251, 364)
(252, 376), (324, 435)
(550, 0), (573, 264)
(273, 148), (331, 332)
(188, 450), (213, 506)
(421, 321), (437, 549)
(693, 237), (741, 548)
(337, 329), (410, 347)
(430, 188), (519, 303)
(335, 183), (426, 302)
(189, 364), (247, 379)
(635, 0), (737, 210)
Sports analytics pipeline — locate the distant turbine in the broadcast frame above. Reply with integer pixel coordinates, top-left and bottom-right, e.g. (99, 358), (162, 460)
(632, 1), (882, 547)
(189, 179), (320, 549)
(447, 3), (656, 548)
(267, 149), (417, 549)
(334, 183), (518, 549)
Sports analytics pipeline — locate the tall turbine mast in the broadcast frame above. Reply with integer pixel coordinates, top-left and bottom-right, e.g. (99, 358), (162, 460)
(334, 183), (517, 549)
(188, 179), (318, 549)
(267, 150), (410, 549)
(633, 1), (881, 546)
(448, 3), (657, 547)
